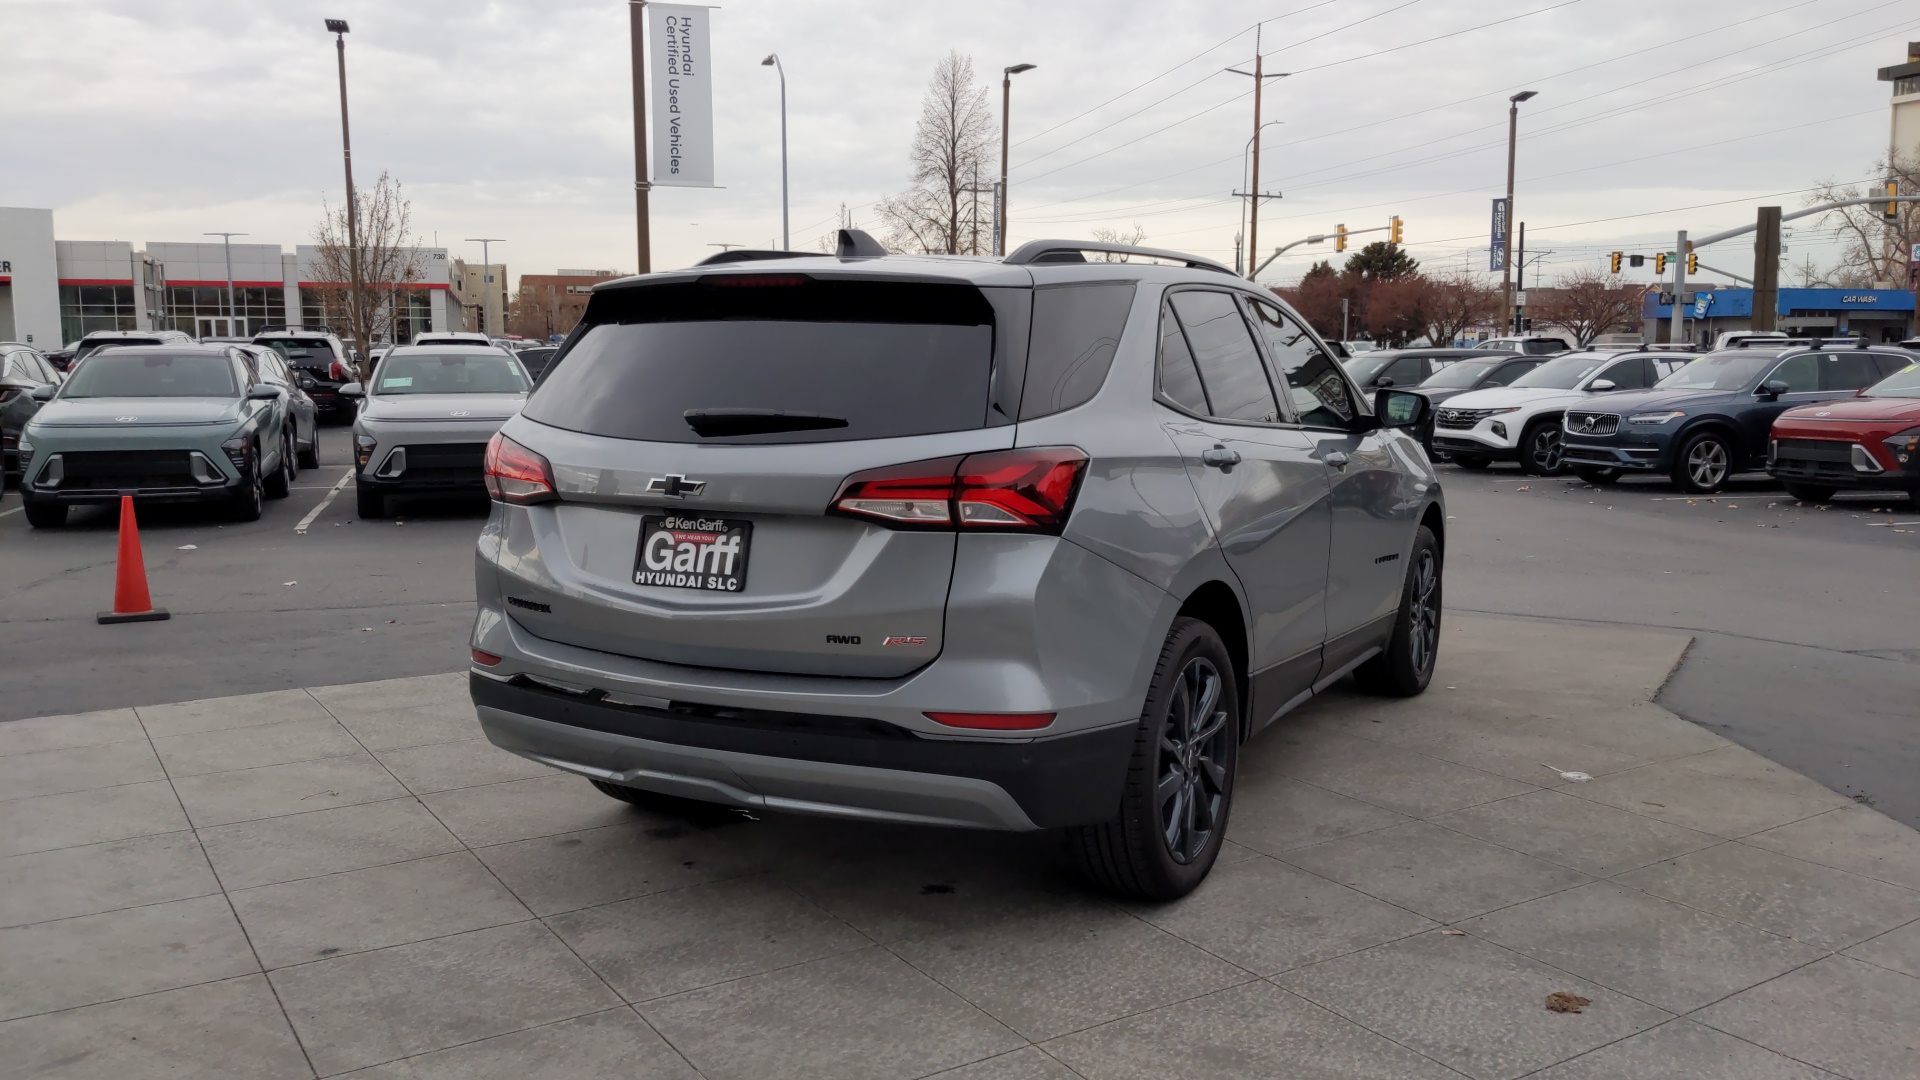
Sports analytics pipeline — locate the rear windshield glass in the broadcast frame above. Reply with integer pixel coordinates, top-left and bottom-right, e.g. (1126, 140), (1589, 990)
(1020, 282), (1134, 420)
(1656, 351), (1776, 391)
(1343, 354), (1392, 384)
(1509, 354), (1607, 389)
(64, 352), (237, 398)
(1419, 358), (1502, 389)
(257, 337), (332, 361)
(375, 352), (529, 394)
(524, 276), (996, 444)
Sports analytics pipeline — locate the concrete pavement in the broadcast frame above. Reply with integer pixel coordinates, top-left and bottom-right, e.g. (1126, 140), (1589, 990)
(3, 614), (1917, 1079)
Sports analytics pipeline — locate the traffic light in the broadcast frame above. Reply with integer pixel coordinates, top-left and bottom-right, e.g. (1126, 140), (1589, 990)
(1654, 252), (1668, 275)
(1629, 254), (1645, 267)
(1687, 251), (1699, 275)
(1335, 224), (1348, 252)
(1884, 180), (1901, 220)
(1609, 251), (1622, 274)
(1389, 216), (1403, 244)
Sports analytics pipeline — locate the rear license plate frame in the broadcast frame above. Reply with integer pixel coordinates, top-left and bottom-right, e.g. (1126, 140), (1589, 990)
(633, 514), (752, 592)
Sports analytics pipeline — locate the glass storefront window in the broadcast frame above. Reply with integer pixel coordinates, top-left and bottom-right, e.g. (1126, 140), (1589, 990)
(164, 285), (286, 338)
(59, 284), (137, 344)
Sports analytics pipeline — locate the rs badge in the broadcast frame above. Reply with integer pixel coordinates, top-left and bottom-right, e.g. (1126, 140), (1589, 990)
(882, 636), (927, 647)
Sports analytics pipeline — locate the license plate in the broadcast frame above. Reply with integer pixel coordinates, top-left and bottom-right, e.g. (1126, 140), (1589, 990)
(634, 514), (752, 592)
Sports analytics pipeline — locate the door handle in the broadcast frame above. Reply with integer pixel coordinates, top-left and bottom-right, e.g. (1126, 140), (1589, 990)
(1325, 452), (1351, 469)
(1200, 445), (1241, 468)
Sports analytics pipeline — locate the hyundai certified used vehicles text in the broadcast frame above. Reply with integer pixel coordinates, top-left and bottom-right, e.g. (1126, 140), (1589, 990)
(18, 344), (297, 527)
(345, 344), (531, 518)
(1766, 357), (1920, 502)
(1561, 342), (1914, 493)
(464, 232), (1447, 900)
(1432, 347), (1695, 474)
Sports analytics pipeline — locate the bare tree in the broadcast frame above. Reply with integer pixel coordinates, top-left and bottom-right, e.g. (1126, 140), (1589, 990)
(1419, 270), (1500, 348)
(1786, 253), (1835, 288)
(876, 52), (996, 254)
(1530, 268), (1646, 345)
(1089, 223), (1148, 261)
(308, 171), (426, 366)
(1805, 152), (1920, 288)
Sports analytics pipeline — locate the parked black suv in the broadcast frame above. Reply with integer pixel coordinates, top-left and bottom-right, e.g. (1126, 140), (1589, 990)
(1561, 342), (1916, 493)
(253, 329), (356, 421)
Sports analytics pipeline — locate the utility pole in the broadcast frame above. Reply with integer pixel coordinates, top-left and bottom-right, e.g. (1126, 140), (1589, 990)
(204, 232), (247, 336)
(326, 19), (362, 358)
(630, 1), (652, 273)
(1500, 91), (1538, 336)
(998, 63), (1036, 256)
(1752, 206), (1782, 332)
(761, 54), (788, 249)
(1669, 229), (1689, 347)
(1227, 26), (1288, 280)
(1516, 221), (1526, 332)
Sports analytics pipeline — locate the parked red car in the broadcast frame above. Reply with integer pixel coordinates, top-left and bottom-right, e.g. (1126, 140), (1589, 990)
(1768, 360), (1920, 502)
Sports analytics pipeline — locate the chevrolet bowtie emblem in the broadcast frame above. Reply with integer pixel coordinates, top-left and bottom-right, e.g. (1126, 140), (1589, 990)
(645, 474), (706, 498)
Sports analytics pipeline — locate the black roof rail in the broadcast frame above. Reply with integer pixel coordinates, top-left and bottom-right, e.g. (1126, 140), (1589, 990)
(1004, 239), (1236, 276)
(693, 249), (805, 266)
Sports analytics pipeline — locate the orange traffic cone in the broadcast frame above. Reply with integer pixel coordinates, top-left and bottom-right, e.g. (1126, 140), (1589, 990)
(97, 496), (170, 624)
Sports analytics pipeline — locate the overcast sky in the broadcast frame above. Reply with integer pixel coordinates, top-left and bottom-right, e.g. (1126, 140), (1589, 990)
(2, 0), (1914, 289)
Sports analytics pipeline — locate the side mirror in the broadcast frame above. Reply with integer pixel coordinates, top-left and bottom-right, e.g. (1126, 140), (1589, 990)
(29, 384), (55, 402)
(1375, 388), (1427, 429)
(1758, 380), (1790, 399)
(248, 384), (280, 400)
(339, 382), (364, 398)
(1372, 375), (1393, 388)
(1588, 379), (1616, 392)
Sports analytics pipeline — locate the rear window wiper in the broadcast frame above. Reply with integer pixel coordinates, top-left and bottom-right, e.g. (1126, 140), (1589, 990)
(683, 409), (850, 437)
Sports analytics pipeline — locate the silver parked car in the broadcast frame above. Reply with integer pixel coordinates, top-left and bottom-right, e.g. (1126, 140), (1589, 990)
(343, 345), (530, 518)
(467, 233), (1446, 899)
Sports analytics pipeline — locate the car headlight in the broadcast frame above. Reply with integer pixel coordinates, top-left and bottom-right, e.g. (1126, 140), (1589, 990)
(1885, 427), (1920, 466)
(355, 433), (377, 468)
(16, 434), (31, 455)
(1484, 407), (1522, 417)
(1628, 411), (1686, 425)
(220, 436), (250, 467)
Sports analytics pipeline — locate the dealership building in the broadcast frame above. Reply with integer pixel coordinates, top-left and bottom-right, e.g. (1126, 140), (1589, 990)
(0, 206), (459, 349)
(1643, 286), (1915, 346)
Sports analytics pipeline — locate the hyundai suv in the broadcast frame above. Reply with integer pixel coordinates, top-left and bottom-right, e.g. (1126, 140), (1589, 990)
(465, 232), (1445, 899)
(1433, 347), (1696, 474)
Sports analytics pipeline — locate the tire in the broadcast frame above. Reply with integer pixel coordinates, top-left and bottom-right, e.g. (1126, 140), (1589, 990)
(587, 778), (737, 820)
(230, 453), (265, 522)
(355, 482), (386, 519)
(1070, 616), (1239, 901)
(298, 438), (320, 471)
(1574, 466), (1620, 485)
(1671, 430), (1733, 494)
(1781, 482), (1836, 504)
(264, 430), (293, 499)
(1452, 455), (1491, 470)
(1519, 419), (1567, 476)
(23, 500), (66, 528)
(1352, 525), (1443, 697)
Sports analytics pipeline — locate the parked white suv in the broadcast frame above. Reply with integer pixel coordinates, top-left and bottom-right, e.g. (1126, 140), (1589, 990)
(1431, 348), (1695, 473)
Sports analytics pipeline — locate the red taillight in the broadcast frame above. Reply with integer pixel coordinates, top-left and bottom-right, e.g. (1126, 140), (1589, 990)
(830, 447), (1087, 533)
(470, 648), (503, 666)
(329, 360), (348, 382)
(483, 432), (557, 504)
(925, 711), (1056, 731)
(0, 389), (16, 404)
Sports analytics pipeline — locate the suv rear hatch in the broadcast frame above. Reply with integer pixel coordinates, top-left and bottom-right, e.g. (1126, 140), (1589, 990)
(498, 271), (1047, 678)
(255, 336), (342, 379)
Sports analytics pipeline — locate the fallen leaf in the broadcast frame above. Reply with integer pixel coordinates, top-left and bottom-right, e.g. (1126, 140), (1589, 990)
(282, 581), (298, 586)
(177, 544), (198, 551)
(1545, 992), (1591, 1014)
(1541, 764), (1592, 782)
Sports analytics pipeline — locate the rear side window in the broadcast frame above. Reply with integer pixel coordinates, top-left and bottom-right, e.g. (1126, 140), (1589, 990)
(524, 277), (995, 444)
(1600, 357), (1651, 390)
(1820, 353), (1880, 391)
(1157, 301), (1209, 414)
(1168, 291), (1279, 423)
(1020, 282), (1134, 420)
(1487, 360), (1536, 386)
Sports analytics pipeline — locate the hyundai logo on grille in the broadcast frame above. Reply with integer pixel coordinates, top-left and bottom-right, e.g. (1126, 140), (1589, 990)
(645, 474), (707, 498)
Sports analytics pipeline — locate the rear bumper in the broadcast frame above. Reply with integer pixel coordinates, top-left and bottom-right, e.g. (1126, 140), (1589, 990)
(470, 672), (1134, 830)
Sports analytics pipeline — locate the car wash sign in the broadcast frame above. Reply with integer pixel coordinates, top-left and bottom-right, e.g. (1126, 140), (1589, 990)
(650, 4), (715, 188)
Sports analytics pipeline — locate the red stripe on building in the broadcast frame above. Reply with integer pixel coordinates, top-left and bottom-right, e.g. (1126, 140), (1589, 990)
(58, 278), (135, 286)
(163, 279), (286, 288)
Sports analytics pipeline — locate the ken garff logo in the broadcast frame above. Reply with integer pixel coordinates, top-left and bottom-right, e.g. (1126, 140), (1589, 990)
(115, 415), (138, 422)
(645, 474), (706, 498)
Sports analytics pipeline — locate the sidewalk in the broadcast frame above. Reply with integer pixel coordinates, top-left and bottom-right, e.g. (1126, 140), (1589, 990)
(2, 616), (1916, 1079)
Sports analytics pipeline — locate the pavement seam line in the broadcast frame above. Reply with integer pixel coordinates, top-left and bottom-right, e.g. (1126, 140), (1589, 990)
(132, 698), (323, 1078)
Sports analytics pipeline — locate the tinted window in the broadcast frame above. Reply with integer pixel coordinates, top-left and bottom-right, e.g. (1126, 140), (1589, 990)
(1509, 354), (1609, 389)
(1657, 351), (1775, 390)
(1872, 353), (1916, 380)
(1767, 354), (1819, 393)
(1157, 301), (1209, 414)
(1523, 340), (1565, 355)
(1168, 291), (1278, 422)
(1820, 353), (1881, 391)
(375, 352), (530, 395)
(1021, 282), (1135, 420)
(1599, 357), (1651, 390)
(1487, 359), (1537, 386)
(1419, 358), (1502, 389)
(1344, 353), (1392, 385)
(1378, 356), (1426, 387)
(524, 277), (995, 444)
(1866, 363), (1920, 398)
(63, 352), (238, 398)
(1247, 298), (1356, 427)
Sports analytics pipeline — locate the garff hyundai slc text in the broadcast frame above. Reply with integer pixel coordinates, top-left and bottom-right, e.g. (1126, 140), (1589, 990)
(461, 232), (1446, 900)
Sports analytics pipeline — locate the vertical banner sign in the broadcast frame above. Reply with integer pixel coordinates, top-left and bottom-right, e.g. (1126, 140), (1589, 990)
(1489, 198), (1509, 272)
(650, 4), (715, 188)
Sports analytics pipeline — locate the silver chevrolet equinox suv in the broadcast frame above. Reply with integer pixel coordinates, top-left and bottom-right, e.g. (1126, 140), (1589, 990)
(468, 231), (1444, 899)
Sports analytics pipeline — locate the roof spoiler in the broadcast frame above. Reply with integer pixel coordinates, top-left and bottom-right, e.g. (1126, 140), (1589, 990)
(1004, 239), (1235, 275)
(689, 228), (891, 267)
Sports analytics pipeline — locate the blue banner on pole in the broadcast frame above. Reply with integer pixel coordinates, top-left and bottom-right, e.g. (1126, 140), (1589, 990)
(1489, 198), (1509, 272)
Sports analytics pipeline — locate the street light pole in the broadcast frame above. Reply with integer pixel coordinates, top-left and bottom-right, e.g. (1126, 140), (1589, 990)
(630, 0), (652, 273)
(465, 239), (505, 336)
(998, 63), (1036, 257)
(325, 19), (362, 355)
(204, 232), (247, 336)
(1227, 27), (1289, 280)
(761, 54), (788, 249)
(1501, 90), (1537, 334)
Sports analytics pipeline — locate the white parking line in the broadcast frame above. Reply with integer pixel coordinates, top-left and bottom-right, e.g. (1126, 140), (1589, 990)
(0, 505), (19, 518)
(296, 469), (355, 534)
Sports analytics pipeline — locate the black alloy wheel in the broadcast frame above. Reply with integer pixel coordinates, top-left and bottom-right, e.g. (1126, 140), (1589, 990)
(265, 429), (294, 499)
(231, 448), (265, 522)
(1072, 616), (1239, 900)
(1520, 420), (1566, 476)
(298, 430), (320, 471)
(1354, 524), (1443, 697)
(1671, 430), (1733, 494)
